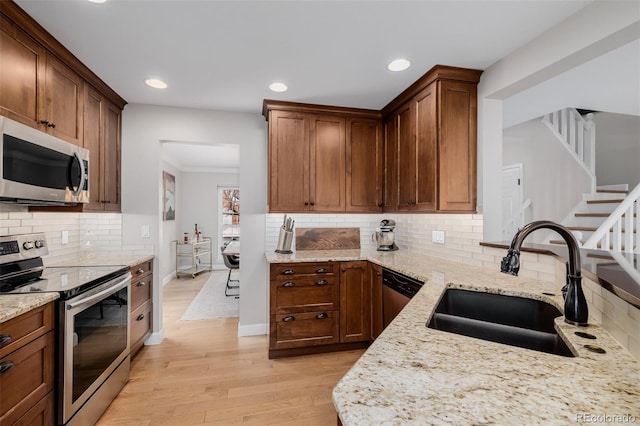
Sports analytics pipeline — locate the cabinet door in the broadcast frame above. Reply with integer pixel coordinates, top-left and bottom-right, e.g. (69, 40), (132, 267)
(383, 114), (398, 211)
(396, 103), (416, 211)
(414, 85), (437, 212)
(369, 262), (383, 340)
(0, 16), (43, 127)
(83, 86), (105, 210)
(309, 114), (345, 212)
(339, 261), (371, 343)
(268, 110), (310, 212)
(103, 101), (121, 211)
(346, 118), (383, 212)
(438, 80), (477, 212)
(41, 54), (84, 146)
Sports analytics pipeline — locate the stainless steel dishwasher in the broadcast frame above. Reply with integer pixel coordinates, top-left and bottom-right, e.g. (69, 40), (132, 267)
(382, 268), (424, 328)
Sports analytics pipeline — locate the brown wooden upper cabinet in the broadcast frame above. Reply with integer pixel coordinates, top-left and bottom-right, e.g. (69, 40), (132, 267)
(1, 1), (126, 212)
(383, 66), (482, 213)
(264, 101), (382, 213)
(0, 15), (83, 146)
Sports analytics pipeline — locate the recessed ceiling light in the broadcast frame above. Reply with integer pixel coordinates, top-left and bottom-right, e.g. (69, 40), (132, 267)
(387, 59), (411, 72)
(87, 0), (107, 3)
(145, 79), (168, 89)
(269, 82), (288, 93)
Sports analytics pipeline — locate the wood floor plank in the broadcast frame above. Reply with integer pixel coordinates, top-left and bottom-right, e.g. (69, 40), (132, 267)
(96, 271), (364, 425)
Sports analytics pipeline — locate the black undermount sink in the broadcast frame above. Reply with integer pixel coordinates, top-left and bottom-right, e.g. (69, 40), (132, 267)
(427, 289), (575, 357)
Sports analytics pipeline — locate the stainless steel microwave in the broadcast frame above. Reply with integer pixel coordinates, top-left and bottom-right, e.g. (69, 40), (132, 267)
(0, 116), (89, 205)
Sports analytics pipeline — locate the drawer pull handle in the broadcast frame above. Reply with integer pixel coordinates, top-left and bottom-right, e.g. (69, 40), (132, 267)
(136, 281), (146, 287)
(0, 361), (15, 375)
(315, 280), (328, 286)
(0, 334), (11, 348)
(282, 316), (295, 322)
(136, 268), (145, 275)
(282, 281), (295, 287)
(316, 313), (328, 319)
(315, 268), (328, 273)
(136, 314), (145, 321)
(282, 269), (294, 275)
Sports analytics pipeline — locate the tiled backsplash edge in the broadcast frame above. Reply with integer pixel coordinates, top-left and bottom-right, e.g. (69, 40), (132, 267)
(0, 211), (153, 265)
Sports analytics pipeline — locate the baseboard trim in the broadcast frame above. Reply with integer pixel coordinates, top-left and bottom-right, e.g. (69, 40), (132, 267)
(162, 272), (176, 286)
(144, 330), (164, 346)
(238, 323), (268, 337)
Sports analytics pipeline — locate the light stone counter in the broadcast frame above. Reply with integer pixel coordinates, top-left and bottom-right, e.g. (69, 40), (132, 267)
(0, 293), (59, 323)
(49, 253), (154, 268)
(267, 249), (640, 424)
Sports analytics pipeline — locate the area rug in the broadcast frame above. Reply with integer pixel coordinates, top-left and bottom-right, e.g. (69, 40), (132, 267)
(181, 271), (239, 320)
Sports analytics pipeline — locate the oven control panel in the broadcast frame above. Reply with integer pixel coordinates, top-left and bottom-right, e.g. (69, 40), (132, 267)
(0, 232), (48, 262)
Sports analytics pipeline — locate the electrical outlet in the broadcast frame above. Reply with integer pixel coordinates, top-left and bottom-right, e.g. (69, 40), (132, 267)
(141, 225), (150, 238)
(61, 230), (69, 245)
(432, 230), (445, 244)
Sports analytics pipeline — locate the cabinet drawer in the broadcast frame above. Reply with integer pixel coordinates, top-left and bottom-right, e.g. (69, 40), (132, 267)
(270, 278), (339, 314)
(270, 311), (339, 350)
(0, 303), (54, 359)
(131, 260), (153, 280)
(131, 273), (152, 311)
(270, 262), (336, 277)
(13, 391), (55, 426)
(130, 301), (152, 352)
(0, 332), (54, 425)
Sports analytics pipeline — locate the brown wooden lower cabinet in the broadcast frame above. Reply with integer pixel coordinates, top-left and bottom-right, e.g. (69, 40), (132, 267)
(369, 262), (384, 340)
(0, 303), (55, 426)
(130, 258), (153, 357)
(269, 261), (373, 358)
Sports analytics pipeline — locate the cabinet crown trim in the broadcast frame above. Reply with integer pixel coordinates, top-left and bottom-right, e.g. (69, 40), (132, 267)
(262, 100), (381, 121)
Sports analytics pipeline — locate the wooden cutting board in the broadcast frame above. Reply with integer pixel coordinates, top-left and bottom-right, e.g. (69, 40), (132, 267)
(295, 228), (361, 250)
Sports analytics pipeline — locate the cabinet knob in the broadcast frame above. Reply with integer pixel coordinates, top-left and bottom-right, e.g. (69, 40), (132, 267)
(282, 269), (294, 275)
(40, 119), (49, 125)
(315, 280), (328, 286)
(310, 201), (315, 206)
(48, 122), (56, 128)
(315, 268), (328, 273)
(304, 202), (309, 206)
(378, 203), (383, 208)
(136, 268), (145, 275)
(136, 314), (145, 321)
(0, 334), (11, 348)
(0, 361), (15, 375)
(315, 312), (328, 319)
(282, 315), (295, 322)
(136, 281), (146, 287)
(282, 281), (295, 287)
(376, 272), (381, 276)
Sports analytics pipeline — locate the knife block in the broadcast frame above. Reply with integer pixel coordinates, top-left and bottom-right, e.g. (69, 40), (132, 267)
(275, 228), (293, 254)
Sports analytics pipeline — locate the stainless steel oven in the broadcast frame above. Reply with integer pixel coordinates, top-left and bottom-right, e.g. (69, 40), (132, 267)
(0, 116), (89, 205)
(61, 273), (130, 426)
(0, 233), (131, 425)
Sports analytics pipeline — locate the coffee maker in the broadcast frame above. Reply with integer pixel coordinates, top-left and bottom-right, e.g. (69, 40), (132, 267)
(372, 219), (398, 251)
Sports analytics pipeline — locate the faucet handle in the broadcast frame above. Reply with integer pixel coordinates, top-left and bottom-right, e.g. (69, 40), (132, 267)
(500, 250), (520, 276)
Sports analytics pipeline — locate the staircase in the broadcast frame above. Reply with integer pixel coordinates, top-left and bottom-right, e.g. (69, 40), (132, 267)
(552, 184), (639, 253)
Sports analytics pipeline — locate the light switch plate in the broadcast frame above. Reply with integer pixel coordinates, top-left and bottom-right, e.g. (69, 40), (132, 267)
(61, 230), (69, 245)
(141, 225), (150, 239)
(432, 230), (445, 244)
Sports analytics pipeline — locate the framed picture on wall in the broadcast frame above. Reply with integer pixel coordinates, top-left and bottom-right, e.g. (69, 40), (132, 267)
(163, 171), (176, 221)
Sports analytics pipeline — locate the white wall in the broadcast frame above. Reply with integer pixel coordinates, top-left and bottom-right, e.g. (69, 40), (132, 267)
(121, 104), (266, 338)
(594, 113), (640, 188)
(479, 1), (640, 241)
(503, 119), (592, 241)
(179, 171), (239, 268)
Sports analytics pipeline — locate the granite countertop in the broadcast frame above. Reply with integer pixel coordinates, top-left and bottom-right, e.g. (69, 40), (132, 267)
(267, 249), (640, 424)
(0, 292), (59, 323)
(1, 253), (153, 323)
(48, 253), (154, 268)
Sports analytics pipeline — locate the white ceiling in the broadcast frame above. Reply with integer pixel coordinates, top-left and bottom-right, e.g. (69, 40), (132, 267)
(16, 0), (593, 114)
(24, 0), (628, 172)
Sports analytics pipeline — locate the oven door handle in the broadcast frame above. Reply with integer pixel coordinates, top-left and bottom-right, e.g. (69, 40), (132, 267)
(70, 152), (87, 197)
(66, 275), (130, 311)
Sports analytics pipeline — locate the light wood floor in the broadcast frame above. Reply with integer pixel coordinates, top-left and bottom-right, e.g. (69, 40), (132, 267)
(97, 272), (364, 425)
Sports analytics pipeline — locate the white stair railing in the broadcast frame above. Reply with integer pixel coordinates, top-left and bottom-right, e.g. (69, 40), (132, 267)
(542, 108), (596, 192)
(503, 198), (531, 240)
(583, 182), (640, 254)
